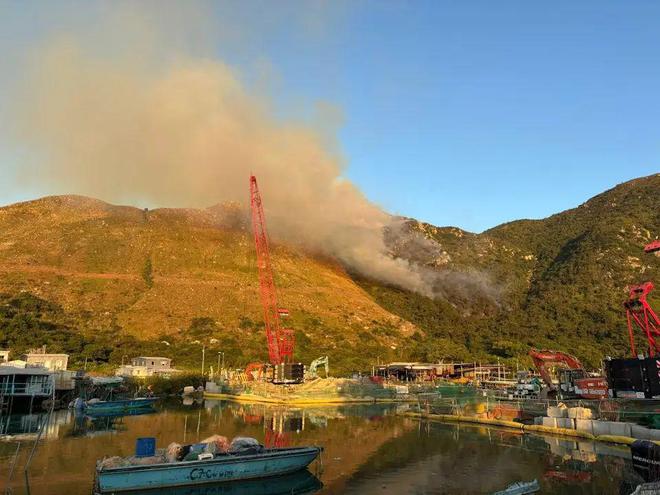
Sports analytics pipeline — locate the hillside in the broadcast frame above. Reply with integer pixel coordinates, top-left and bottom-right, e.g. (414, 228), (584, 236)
(0, 174), (658, 371)
(0, 195), (414, 371)
(362, 173), (660, 367)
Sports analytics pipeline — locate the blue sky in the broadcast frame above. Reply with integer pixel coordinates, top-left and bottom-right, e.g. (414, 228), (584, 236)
(1, 1), (659, 232)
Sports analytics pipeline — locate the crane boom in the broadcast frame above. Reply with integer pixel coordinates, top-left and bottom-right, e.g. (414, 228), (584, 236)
(624, 239), (660, 357)
(625, 282), (660, 357)
(249, 175), (294, 365)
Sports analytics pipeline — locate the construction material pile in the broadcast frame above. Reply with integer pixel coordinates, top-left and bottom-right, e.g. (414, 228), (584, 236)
(97, 435), (264, 469)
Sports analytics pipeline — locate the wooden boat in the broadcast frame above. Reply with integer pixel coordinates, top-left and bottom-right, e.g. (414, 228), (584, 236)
(95, 446), (322, 493)
(85, 397), (158, 415)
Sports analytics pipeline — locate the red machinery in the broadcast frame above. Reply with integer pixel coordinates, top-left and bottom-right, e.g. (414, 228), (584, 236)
(529, 348), (582, 388)
(245, 362), (266, 381)
(623, 239), (660, 357)
(529, 349), (607, 399)
(249, 175), (294, 365)
(644, 240), (660, 253)
(624, 281), (660, 357)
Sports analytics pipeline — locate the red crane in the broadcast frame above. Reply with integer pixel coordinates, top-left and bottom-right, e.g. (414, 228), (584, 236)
(249, 175), (294, 365)
(623, 239), (660, 357)
(625, 282), (660, 357)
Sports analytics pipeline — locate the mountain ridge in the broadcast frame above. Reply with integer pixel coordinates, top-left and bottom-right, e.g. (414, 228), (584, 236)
(0, 174), (658, 371)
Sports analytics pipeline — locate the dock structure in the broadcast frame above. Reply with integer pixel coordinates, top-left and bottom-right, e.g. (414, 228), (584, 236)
(0, 366), (53, 412)
(374, 361), (509, 382)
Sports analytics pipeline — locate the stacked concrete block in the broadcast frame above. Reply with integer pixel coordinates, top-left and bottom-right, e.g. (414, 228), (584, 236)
(567, 407), (593, 420)
(555, 418), (576, 429)
(608, 421), (633, 437)
(547, 406), (568, 418)
(575, 419), (595, 435)
(592, 420), (632, 437)
(631, 424), (654, 441)
(542, 417), (557, 428)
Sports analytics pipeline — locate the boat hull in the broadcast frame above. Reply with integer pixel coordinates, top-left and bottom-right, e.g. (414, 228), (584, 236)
(110, 469), (322, 495)
(96, 447), (322, 493)
(86, 398), (158, 415)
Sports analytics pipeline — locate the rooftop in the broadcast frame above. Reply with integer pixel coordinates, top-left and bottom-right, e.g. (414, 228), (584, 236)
(0, 365), (51, 376)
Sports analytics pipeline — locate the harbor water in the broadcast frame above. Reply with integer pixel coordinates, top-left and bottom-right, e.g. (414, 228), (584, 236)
(0, 399), (649, 494)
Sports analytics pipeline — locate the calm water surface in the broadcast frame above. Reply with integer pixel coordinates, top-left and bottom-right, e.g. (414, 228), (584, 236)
(0, 400), (647, 494)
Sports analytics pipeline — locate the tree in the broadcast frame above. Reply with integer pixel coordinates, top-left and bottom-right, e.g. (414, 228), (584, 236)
(142, 257), (154, 288)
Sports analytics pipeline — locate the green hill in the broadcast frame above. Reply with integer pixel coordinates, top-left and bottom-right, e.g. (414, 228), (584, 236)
(0, 174), (658, 372)
(363, 173), (660, 368)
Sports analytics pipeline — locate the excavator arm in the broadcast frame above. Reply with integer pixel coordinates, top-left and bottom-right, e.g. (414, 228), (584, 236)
(307, 356), (329, 379)
(529, 349), (583, 391)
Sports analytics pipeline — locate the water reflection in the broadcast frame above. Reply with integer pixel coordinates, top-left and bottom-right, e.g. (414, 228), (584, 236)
(0, 409), (71, 441)
(69, 409), (156, 438)
(0, 400), (651, 494)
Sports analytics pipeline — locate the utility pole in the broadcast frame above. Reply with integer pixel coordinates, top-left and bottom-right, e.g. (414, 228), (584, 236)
(217, 352), (221, 375)
(201, 346), (206, 376)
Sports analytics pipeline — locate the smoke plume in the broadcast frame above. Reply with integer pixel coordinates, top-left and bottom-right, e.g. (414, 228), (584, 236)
(7, 2), (496, 302)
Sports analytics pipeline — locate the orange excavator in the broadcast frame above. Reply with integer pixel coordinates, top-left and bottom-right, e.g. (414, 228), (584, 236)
(529, 349), (608, 399)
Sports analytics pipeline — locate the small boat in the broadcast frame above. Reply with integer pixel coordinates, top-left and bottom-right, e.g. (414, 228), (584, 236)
(492, 479), (540, 495)
(85, 397), (159, 415)
(95, 446), (322, 493)
(630, 482), (660, 495)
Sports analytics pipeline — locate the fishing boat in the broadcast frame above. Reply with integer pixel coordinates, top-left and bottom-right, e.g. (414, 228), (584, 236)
(84, 397), (159, 415)
(95, 446), (322, 493)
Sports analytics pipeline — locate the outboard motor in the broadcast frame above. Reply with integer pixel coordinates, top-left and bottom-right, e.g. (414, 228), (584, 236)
(631, 439), (660, 482)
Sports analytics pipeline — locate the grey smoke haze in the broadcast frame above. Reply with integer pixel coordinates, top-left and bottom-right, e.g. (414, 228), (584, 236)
(386, 218), (501, 304)
(7, 2), (497, 302)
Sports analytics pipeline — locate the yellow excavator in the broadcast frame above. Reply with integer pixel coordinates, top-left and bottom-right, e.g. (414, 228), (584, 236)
(307, 356), (329, 379)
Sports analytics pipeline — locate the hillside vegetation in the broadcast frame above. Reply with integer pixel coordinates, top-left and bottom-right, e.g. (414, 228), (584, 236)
(363, 174), (659, 368)
(0, 174), (658, 372)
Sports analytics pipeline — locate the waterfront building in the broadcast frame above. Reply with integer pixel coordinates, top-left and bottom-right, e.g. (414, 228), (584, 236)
(25, 352), (69, 371)
(116, 356), (180, 377)
(132, 356), (172, 370)
(0, 366), (53, 410)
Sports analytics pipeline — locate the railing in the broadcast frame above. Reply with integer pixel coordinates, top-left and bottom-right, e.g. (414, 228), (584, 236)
(0, 380), (53, 396)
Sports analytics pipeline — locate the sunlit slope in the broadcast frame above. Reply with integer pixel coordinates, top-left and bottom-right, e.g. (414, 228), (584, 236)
(0, 195), (413, 365)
